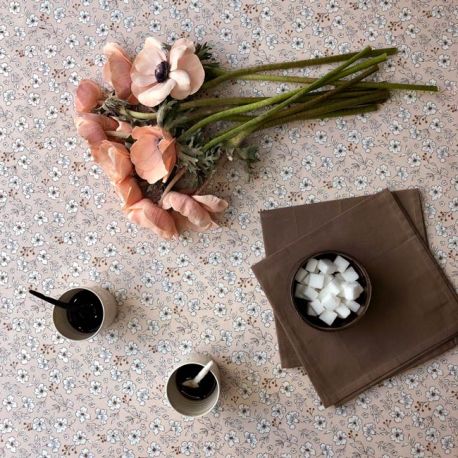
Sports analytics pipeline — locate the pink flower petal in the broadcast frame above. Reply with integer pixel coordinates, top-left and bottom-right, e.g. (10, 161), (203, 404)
(75, 79), (103, 113)
(171, 211), (218, 233)
(114, 176), (143, 209)
(192, 195), (228, 213)
(158, 137), (177, 182)
(116, 121), (132, 135)
(126, 198), (178, 239)
(130, 72), (158, 88)
(75, 113), (119, 145)
(177, 53), (205, 94)
(106, 58), (132, 99)
(169, 38), (196, 70)
(173, 38), (196, 52)
(131, 142), (167, 183)
(91, 140), (133, 184)
(130, 126), (177, 184)
(127, 93), (138, 104)
(162, 191), (214, 229)
(132, 37), (167, 74)
(131, 125), (163, 140)
(134, 79), (176, 107)
(103, 43), (133, 100)
(169, 69), (191, 99)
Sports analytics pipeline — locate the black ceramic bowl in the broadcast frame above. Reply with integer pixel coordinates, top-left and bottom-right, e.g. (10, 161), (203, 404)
(291, 251), (372, 331)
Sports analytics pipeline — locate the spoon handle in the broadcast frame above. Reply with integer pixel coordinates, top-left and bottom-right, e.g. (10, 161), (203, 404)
(194, 360), (214, 385)
(29, 289), (69, 309)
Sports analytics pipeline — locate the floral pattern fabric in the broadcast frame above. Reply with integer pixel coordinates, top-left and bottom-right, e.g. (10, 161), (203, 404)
(0, 1), (457, 457)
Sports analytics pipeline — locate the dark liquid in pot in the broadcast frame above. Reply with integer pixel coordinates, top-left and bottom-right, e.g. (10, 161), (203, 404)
(175, 364), (217, 400)
(66, 290), (103, 334)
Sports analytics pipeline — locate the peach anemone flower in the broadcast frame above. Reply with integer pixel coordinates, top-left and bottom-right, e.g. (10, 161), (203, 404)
(115, 176), (143, 210)
(126, 198), (178, 240)
(89, 140), (143, 210)
(75, 113), (131, 146)
(162, 192), (228, 231)
(103, 42), (137, 103)
(131, 37), (205, 107)
(91, 140), (133, 184)
(75, 79), (104, 113)
(75, 113), (119, 146)
(130, 126), (177, 184)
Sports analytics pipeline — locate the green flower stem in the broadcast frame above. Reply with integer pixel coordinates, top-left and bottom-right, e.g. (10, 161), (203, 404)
(257, 104), (380, 130)
(172, 88), (381, 129)
(347, 81), (438, 92)
(178, 97), (265, 109)
(209, 92), (389, 143)
(169, 108), (226, 128)
(273, 91), (389, 123)
(328, 89), (381, 98)
(216, 89), (388, 116)
(240, 74), (330, 83)
(223, 114), (254, 122)
(178, 90), (378, 110)
(329, 54), (387, 80)
(269, 65), (380, 123)
(177, 88), (304, 140)
(158, 168), (187, 206)
(225, 73), (438, 92)
(227, 53), (388, 87)
(214, 104), (381, 134)
(183, 91), (368, 121)
(201, 46), (373, 151)
(202, 47), (397, 90)
(119, 107), (157, 120)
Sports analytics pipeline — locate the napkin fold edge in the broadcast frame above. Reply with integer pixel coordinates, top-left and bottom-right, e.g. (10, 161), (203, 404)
(252, 189), (458, 407)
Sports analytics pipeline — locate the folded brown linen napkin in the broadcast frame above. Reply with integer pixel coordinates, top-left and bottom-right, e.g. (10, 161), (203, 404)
(261, 189), (429, 369)
(252, 189), (458, 407)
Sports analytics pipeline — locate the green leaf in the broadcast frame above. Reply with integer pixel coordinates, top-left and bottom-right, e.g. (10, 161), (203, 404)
(234, 145), (259, 174)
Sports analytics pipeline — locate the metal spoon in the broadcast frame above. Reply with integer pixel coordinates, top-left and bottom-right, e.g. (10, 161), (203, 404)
(182, 360), (214, 389)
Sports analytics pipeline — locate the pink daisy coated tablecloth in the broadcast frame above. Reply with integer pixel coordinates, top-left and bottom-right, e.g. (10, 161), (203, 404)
(0, 1), (457, 457)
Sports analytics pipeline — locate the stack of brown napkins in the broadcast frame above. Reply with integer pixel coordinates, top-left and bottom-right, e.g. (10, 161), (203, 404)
(252, 189), (458, 407)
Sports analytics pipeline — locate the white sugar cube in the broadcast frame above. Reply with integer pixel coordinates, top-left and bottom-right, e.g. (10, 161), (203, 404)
(305, 258), (318, 273)
(321, 293), (341, 311)
(307, 304), (317, 316)
(346, 300), (361, 313)
(319, 279), (341, 299)
(294, 268), (308, 283)
(319, 310), (337, 326)
(302, 286), (319, 300)
(341, 281), (364, 301)
(336, 280), (346, 298)
(317, 259), (337, 275)
(295, 284), (307, 299)
(335, 305), (351, 319)
(323, 274), (333, 287)
(309, 299), (324, 315)
(334, 255), (350, 273)
(308, 273), (325, 289)
(341, 266), (359, 282)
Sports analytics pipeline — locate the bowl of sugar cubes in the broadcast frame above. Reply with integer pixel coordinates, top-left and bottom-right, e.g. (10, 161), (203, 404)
(292, 251), (372, 331)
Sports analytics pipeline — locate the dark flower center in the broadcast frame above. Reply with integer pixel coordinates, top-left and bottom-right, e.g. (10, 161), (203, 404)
(155, 61), (170, 83)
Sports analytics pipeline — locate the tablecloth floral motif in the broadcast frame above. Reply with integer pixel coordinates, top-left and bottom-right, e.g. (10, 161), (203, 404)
(0, 1), (457, 457)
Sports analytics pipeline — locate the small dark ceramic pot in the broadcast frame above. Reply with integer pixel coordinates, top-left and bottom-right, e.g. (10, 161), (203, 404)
(291, 251), (372, 331)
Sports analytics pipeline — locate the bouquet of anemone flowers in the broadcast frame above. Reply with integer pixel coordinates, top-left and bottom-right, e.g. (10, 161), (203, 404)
(74, 37), (437, 239)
